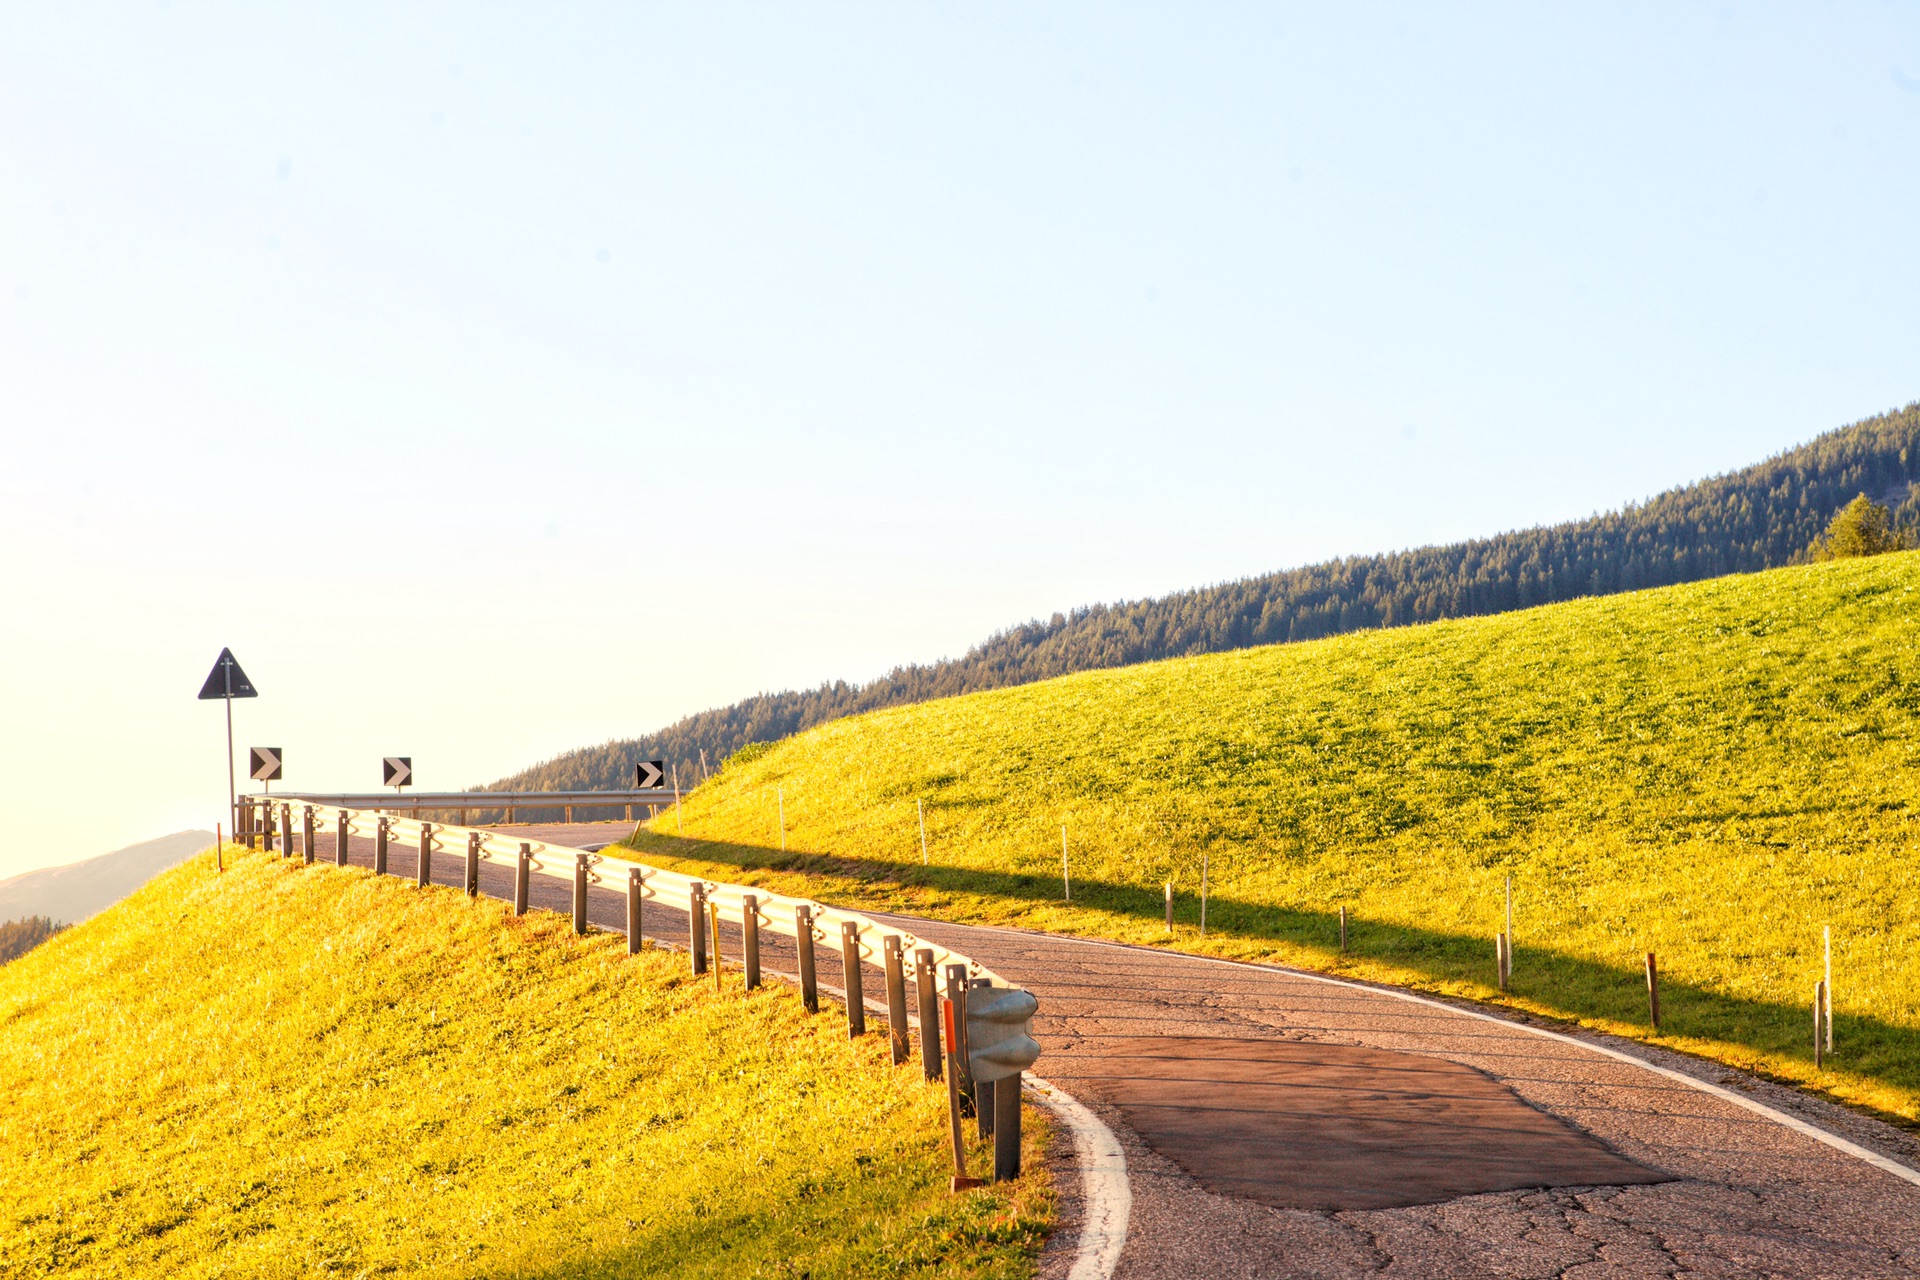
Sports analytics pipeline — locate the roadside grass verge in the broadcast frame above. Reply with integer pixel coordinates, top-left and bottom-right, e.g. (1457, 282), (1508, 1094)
(628, 552), (1920, 1128)
(0, 847), (1051, 1279)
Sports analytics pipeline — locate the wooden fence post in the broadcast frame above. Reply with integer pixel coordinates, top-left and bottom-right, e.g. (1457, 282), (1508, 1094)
(883, 936), (910, 1065)
(464, 832), (480, 897)
(417, 823), (434, 888)
(301, 807), (315, 866)
(1339, 905), (1348, 953)
(690, 885), (708, 976)
(573, 853), (589, 935)
(841, 921), (866, 1037)
(627, 868), (644, 955)
(1165, 882), (1174, 933)
(513, 844), (530, 915)
(1814, 981), (1827, 1068)
(1645, 952), (1661, 1032)
(375, 818), (388, 876)
(709, 901), (724, 991)
(742, 893), (762, 989)
(993, 1070), (1022, 1182)
(915, 947), (942, 1081)
(335, 811), (349, 867)
(797, 906), (819, 1013)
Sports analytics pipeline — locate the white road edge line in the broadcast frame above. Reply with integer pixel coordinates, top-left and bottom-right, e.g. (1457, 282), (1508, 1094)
(966, 922), (1920, 1192)
(1026, 1077), (1130, 1280)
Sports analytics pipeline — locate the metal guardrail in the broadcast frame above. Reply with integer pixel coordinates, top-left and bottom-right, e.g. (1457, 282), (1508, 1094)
(234, 795), (1040, 1185)
(262, 789), (679, 822)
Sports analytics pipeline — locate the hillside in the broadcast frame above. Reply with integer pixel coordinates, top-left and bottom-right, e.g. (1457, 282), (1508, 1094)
(0, 829), (213, 925)
(0, 845), (1050, 1278)
(623, 550), (1920, 1126)
(494, 403), (1920, 799)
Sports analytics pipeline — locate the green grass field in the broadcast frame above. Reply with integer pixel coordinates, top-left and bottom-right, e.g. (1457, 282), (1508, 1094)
(0, 848), (1051, 1279)
(629, 551), (1920, 1127)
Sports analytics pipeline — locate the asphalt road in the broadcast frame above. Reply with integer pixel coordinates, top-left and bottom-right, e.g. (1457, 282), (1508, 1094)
(278, 821), (1920, 1279)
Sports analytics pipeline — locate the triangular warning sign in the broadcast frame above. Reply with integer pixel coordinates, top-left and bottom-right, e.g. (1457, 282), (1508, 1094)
(197, 648), (259, 700)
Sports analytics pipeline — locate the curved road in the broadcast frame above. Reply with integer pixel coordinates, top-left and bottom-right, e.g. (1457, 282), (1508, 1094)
(302, 821), (1920, 1279)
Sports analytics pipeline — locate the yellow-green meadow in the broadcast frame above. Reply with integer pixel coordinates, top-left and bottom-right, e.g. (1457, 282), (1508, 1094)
(0, 849), (1051, 1278)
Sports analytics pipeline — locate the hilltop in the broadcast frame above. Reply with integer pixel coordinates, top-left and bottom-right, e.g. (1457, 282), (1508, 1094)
(497, 401), (1920, 795)
(0, 845), (1049, 1278)
(624, 550), (1920, 1126)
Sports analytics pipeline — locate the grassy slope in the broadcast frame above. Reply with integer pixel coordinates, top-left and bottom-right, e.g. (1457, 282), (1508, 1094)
(630, 552), (1920, 1126)
(0, 848), (1050, 1279)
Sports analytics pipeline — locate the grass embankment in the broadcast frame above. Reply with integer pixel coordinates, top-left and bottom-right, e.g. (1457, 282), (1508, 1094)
(630, 552), (1920, 1127)
(0, 848), (1050, 1279)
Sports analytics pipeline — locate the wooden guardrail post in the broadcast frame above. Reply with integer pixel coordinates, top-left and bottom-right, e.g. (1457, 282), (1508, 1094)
(970, 976), (995, 1138)
(627, 868), (644, 955)
(513, 843), (530, 914)
(883, 936), (910, 1065)
(915, 948), (942, 1080)
(280, 804), (292, 858)
(301, 806), (315, 866)
(374, 817), (388, 876)
(993, 1072), (1023, 1181)
(796, 906), (819, 1013)
(742, 894), (762, 989)
(709, 902), (724, 991)
(841, 921), (866, 1037)
(945, 964), (975, 1116)
(417, 823), (434, 887)
(261, 802), (275, 855)
(572, 854), (590, 934)
(464, 832), (480, 897)
(335, 810), (349, 866)
(689, 885), (708, 975)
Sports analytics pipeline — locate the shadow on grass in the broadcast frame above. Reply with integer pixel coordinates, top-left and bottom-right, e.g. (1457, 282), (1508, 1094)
(626, 830), (1920, 1116)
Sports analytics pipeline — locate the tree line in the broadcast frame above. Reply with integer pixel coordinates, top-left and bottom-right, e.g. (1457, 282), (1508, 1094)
(487, 402), (1920, 799)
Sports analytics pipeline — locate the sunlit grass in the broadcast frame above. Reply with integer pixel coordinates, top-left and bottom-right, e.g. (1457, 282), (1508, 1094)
(0, 849), (1051, 1278)
(633, 552), (1920, 1127)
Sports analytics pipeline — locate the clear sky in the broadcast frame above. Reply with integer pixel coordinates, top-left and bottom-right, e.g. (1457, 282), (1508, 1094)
(2, 4), (1917, 878)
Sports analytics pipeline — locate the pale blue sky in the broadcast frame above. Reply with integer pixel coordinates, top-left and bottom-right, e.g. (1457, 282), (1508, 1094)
(3, 4), (1917, 876)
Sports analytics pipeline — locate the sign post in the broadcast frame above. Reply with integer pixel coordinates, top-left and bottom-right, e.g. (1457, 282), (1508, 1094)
(197, 648), (259, 847)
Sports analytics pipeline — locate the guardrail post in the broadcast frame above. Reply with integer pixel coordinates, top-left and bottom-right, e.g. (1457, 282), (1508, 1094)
(260, 801), (274, 854)
(970, 977), (995, 1138)
(514, 844), (531, 915)
(993, 1071), (1022, 1181)
(945, 965), (974, 1116)
(915, 948), (942, 1081)
(796, 906), (819, 1013)
(417, 823), (434, 887)
(573, 853), (589, 934)
(465, 833), (480, 896)
(883, 936), (910, 1065)
(564, 804), (574, 823)
(301, 806), (315, 865)
(841, 922), (866, 1037)
(280, 804), (292, 858)
(689, 885), (708, 975)
(742, 894), (761, 989)
(627, 869), (644, 955)
(335, 810), (349, 866)
(374, 818), (388, 876)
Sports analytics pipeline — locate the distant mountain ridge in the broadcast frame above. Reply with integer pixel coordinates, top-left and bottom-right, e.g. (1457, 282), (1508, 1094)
(0, 831), (214, 925)
(489, 402), (1920, 798)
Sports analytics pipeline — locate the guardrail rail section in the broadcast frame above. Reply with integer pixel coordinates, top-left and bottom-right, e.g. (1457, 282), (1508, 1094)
(237, 796), (1042, 1184)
